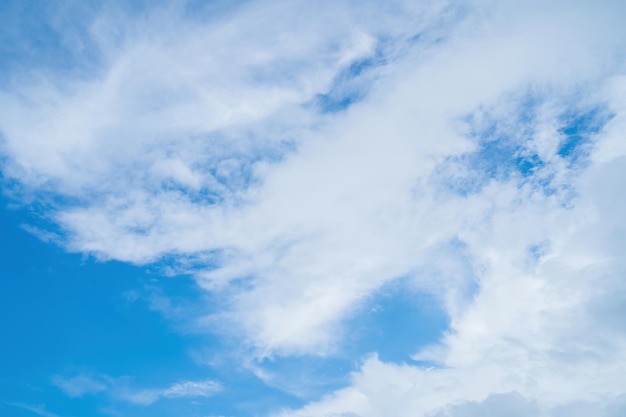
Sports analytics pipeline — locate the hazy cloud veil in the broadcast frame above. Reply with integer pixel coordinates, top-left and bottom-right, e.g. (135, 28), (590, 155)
(1, 0), (626, 416)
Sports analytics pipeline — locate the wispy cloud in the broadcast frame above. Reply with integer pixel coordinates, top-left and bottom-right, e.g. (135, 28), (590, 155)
(51, 374), (108, 398)
(120, 379), (222, 406)
(1, 402), (61, 417)
(51, 372), (222, 407)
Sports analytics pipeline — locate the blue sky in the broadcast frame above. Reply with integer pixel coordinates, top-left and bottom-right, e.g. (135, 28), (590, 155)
(2, 1), (626, 417)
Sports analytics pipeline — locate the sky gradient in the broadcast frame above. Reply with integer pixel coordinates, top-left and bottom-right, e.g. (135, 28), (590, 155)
(2, 1), (626, 416)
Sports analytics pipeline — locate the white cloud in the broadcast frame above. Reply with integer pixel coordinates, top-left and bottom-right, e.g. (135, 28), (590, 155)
(430, 392), (626, 417)
(0, 0), (470, 355)
(2, 0), (626, 415)
(121, 379), (222, 406)
(51, 374), (108, 398)
(431, 392), (543, 417)
(272, 60), (626, 414)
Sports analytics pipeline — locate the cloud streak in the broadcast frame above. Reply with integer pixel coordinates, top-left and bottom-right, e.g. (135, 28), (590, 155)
(120, 379), (222, 406)
(51, 374), (108, 398)
(1, 402), (62, 417)
(52, 373), (221, 407)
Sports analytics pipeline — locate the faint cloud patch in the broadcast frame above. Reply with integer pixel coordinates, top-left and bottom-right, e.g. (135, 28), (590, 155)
(120, 379), (222, 406)
(51, 374), (108, 398)
(1, 401), (62, 417)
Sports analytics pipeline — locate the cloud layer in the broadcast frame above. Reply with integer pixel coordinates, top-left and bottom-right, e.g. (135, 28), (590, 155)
(2, 0), (626, 416)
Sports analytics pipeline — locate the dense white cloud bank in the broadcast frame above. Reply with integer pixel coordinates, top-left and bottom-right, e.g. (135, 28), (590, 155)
(2, 0), (626, 415)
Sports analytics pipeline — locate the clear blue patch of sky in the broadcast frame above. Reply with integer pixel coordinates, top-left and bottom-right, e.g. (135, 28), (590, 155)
(463, 96), (541, 181)
(345, 278), (450, 365)
(336, 237), (476, 371)
(557, 107), (613, 164)
(0, 194), (239, 417)
(313, 45), (388, 114)
(435, 100), (611, 198)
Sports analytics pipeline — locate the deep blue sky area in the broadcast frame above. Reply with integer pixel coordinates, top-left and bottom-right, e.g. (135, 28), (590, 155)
(0, 198), (182, 415)
(0, 197), (278, 417)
